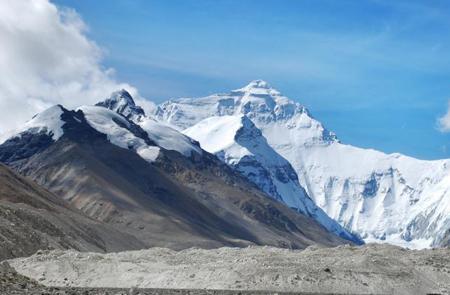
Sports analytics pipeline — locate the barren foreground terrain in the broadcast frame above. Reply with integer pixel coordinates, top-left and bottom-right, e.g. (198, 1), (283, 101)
(6, 244), (450, 295)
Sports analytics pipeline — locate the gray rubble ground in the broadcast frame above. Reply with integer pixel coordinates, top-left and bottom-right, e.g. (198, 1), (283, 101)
(0, 261), (345, 295)
(6, 244), (450, 295)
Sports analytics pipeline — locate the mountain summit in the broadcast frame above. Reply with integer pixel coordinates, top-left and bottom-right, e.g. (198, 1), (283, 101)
(233, 79), (280, 95)
(156, 81), (338, 144)
(96, 89), (146, 121)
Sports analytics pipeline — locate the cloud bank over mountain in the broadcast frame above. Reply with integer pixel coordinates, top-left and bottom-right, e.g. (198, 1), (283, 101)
(0, 0), (153, 134)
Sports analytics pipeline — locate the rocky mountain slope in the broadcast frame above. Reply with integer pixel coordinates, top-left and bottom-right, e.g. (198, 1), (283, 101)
(0, 163), (144, 261)
(0, 96), (354, 250)
(155, 80), (450, 248)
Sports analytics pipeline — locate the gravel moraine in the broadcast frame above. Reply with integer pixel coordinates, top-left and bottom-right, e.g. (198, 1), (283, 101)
(6, 244), (450, 295)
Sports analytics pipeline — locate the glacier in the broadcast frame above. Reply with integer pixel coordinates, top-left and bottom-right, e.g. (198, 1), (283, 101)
(156, 79), (450, 248)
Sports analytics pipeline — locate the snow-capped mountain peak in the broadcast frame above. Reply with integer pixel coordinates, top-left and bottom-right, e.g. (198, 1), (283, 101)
(238, 79), (270, 89)
(96, 89), (146, 121)
(110, 89), (135, 103)
(156, 80), (337, 144)
(232, 80), (293, 119)
(233, 79), (280, 96)
(155, 80), (450, 248)
(0, 105), (65, 145)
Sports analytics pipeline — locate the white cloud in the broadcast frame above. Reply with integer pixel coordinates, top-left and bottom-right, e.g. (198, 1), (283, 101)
(438, 101), (450, 132)
(0, 0), (152, 134)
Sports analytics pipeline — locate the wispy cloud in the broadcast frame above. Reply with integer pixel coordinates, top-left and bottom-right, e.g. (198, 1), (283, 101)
(438, 102), (450, 132)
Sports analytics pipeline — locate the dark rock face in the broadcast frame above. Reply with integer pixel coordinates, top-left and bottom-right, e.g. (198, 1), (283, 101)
(440, 229), (450, 247)
(362, 174), (379, 198)
(60, 108), (108, 143)
(0, 131), (54, 164)
(0, 105), (108, 166)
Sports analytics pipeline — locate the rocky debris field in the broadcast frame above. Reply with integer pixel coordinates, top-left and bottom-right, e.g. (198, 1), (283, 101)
(0, 260), (334, 295)
(0, 261), (45, 294)
(6, 244), (450, 295)
(0, 260), (342, 295)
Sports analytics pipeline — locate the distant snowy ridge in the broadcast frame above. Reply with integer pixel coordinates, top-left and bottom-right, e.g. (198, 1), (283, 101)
(156, 80), (450, 248)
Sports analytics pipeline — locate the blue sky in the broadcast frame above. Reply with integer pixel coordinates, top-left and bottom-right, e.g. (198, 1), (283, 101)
(54, 0), (450, 159)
